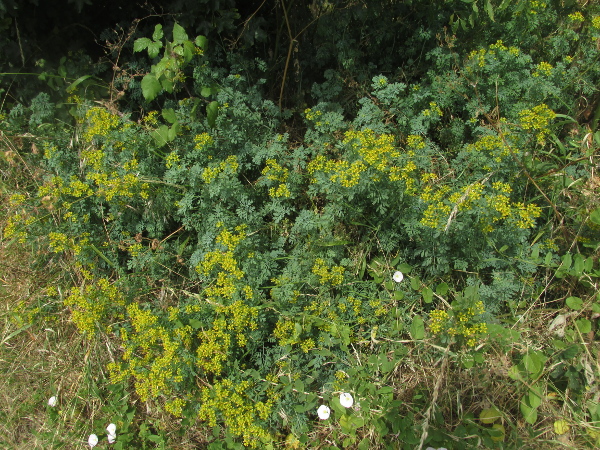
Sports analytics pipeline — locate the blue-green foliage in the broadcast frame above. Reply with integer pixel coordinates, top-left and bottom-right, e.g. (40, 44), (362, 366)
(4, 2), (600, 448)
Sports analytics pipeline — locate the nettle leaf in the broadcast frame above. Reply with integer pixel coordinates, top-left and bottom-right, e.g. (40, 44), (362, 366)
(141, 73), (161, 101)
(195, 35), (208, 49)
(133, 37), (151, 53)
(172, 23), (188, 44)
(152, 24), (164, 42)
(147, 41), (162, 59)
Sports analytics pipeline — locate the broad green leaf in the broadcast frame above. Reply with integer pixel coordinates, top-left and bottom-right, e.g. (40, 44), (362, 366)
(183, 40), (195, 63)
(339, 414), (365, 433)
(141, 73), (161, 101)
(133, 37), (151, 53)
(188, 319), (202, 329)
(151, 125), (170, 147)
(162, 108), (177, 124)
(195, 35), (208, 49)
(485, 0), (495, 21)
(152, 24), (164, 42)
(565, 296), (583, 310)
(167, 123), (181, 141)
(422, 286), (433, 303)
(410, 276), (420, 291)
(201, 86), (213, 97)
(436, 282), (449, 296)
(520, 397), (538, 424)
(410, 315), (425, 340)
(172, 23), (188, 44)
(584, 256), (594, 273)
(573, 253), (585, 277)
(479, 407), (501, 424)
(397, 263), (412, 273)
(523, 351), (545, 378)
(160, 77), (174, 93)
(490, 424), (505, 442)
(561, 253), (572, 270)
(554, 419), (570, 435)
(147, 41), (162, 59)
(590, 208), (600, 225)
(508, 365), (524, 381)
(206, 101), (219, 128)
(529, 387), (542, 409)
(576, 318), (592, 334)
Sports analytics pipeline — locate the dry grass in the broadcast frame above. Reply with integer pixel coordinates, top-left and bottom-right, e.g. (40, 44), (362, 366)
(0, 172), (112, 448)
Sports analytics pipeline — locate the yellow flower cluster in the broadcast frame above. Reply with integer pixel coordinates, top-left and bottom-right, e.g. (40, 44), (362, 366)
(202, 155), (239, 183)
(466, 134), (513, 163)
(143, 110), (159, 126)
(533, 61), (553, 77)
(273, 318), (296, 346)
(196, 300), (258, 373)
(304, 108), (323, 121)
(528, 0), (547, 14)
(519, 103), (556, 145)
(88, 171), (148, 201)
(421, 201), (452, 229)
(81, 147), (104, 170)
(3, 214), (33, 243)
(198, 378), (273, 448)
(108, 303), (192, 403)
(312, 258), (345, 285)
(429, 309), (450, 334)
(65, 278), (125, 337)
(429, 300), (487, 347)
(467, 41), (520, 71)
(82, 107), (119, 142)
(165, 151), (180, 169)
(422, 102), (443, 118)
(194, 132), (214, 149)
(329, 160), (366, 187)
(568, 11), (584, 22)
(262, 159), (291, 197)
(307, 128), (420, 191)
(514, 202), (542, 229)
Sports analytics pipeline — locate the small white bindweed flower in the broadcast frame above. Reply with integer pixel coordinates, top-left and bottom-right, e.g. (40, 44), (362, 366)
(339, 392), (354, 408)
(106, 423), (117, 443)
(393, 271), (404, 283)
(317, 404), (330, 420)
(425, 447), (448, 450)
(88, 434), (99, 448)
(47, 396), (58, 407)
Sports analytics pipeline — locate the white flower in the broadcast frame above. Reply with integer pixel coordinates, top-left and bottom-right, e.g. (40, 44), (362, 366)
(88, 434), (98, 448)
(393, 271), (404, 283)
(317, 405), (330, 420)
(339, 392), (354, 408)
(47, 396), (58, 407)
(106, 423), (117, 443)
